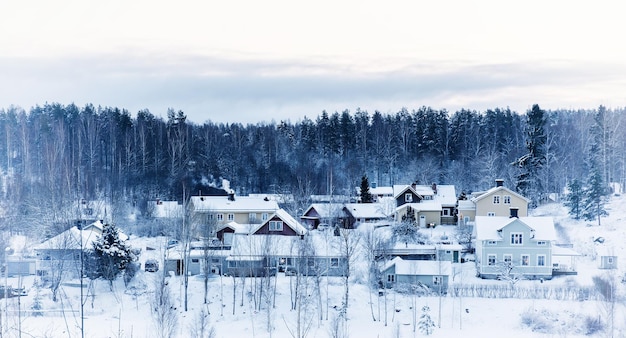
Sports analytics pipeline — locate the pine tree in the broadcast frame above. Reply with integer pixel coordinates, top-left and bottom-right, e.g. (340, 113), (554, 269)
(514, 104), (547, 208)
(91, 223), (135, 290)
(565, 179), (583, 220)
(359, 175), (373, 203)
(418, 305), (436, 335)
(582, 111), (609, 225)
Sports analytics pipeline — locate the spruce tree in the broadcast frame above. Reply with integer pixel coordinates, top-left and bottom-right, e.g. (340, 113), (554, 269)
(565, 179), (583, 220)
(91, 223), (135, 290)
(514, 104), (547, 208)
(418, 305), (436, 335)
(359, 175), (373, 203)
(582, 110), (609, 225)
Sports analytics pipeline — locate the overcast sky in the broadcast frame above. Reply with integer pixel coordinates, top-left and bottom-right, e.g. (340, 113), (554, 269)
(1, 1), (625, 124)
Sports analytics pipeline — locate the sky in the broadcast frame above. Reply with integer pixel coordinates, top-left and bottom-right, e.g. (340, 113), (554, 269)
(1, 1), (626, 124)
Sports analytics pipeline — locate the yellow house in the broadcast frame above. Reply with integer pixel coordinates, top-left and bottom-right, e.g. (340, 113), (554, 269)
(458, 179), (530, 226)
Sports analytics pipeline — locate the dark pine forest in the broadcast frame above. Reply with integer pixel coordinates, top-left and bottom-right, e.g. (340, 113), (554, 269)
(0, 103), (622, 238)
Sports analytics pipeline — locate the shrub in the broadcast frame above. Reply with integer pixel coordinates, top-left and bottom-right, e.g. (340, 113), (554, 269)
(583, 315), (603, 336)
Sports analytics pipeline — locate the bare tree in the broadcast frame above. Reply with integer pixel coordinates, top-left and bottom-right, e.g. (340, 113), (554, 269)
(151, 273), (178, 338)
(338, 228), (360, 315)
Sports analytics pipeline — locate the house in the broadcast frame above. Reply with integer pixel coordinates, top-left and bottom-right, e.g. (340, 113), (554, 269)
(458, 179), (530, 226)
(225, 233), (347, 277)
(163, 243), (229, 276)
(300, 203), (345, 229)
(188, 192), (279, 228)
(393, 183), (457, 226)
(473, 216), (559, 280)
(381, 257), (451, 293)
(597, 248), (618, 269)
(149, 199), (184, 219)
(341, 203), (389, 229)
(34, 220), (128, 278)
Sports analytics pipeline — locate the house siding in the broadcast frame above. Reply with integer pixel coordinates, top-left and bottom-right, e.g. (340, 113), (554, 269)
(475, 192), (528, 218)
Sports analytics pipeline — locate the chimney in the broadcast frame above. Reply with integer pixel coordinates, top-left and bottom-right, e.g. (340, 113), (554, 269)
(371, 182), (377, 189)
(431, 183), (437, 194)
(509, 207), (519, 218)
(495, 179), (504, 187)
(227, 189), (235, 201)
(411, 182), (417, 189)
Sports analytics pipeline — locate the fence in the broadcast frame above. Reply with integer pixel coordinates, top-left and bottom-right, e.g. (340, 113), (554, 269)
(447, 284), (601, 301)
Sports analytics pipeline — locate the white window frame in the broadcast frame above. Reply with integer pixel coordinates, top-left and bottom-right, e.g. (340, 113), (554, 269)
(216, 213), (224, 221)
(487, 254), (496, 266)
(442, 209), (449, 216)
(503, 254), (512, 266)
(521, 254), (530, 266)
(537, 255), (546, 267)
(269, 221), (284, 231)
(503, 195), (511, 204)
(249, 213), (256, 222)
(227, 213), (234, 221)
(262, 213), (269, 221)
(511, 233), (523, 245)
(493, 195), (500, 204)
(487, 212), (496, 217)
(536, 241), (547, 246)
(405, 193), (413, 202)
(387, 274), (395, 283)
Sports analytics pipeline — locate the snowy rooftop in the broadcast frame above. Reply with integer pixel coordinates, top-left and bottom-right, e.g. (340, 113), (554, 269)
(474, 216), (557, 241)
(343, 203), (388, 219)
(190, 195), (279, 212)
(382, 257), (452, 276)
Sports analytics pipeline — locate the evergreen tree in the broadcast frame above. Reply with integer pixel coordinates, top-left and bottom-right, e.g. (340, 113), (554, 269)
(418, 305), (436, 335)
(514, 104), (547, 207)
(359, 175), (373, 203)
(582, 111), (609, 225)
(91, 223), (135, 290)
(565, 179), (583, 220)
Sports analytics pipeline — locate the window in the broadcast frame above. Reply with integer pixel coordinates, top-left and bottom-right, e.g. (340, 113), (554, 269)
(511, 233), (523, 245)
(405, 193), (413, 202)
(488, 255), (496, 266)
(537, 241), (547, 246)
(487, 212), (496, 217)
(433, 276), (442, 285)
(521, 255), (529, 266)
(227, 213), (234, 221)
(307, 258), (315, 267)
(503, 254), (512, 266)
(249, 213), (256, 222)
(442, 209), (449, 216)
(493, 195), (500, 204)
(330, 258), (339, 267)
(208, 214), (214, 221)
(487, 240), (498, 245)
(503, 195), (511, 204)
(211, 258), (220, 263)
(216, 214), (224, 221)
(269, 221), (283, 231)
(262, 213), (269, 221)
(387, 274), (395, 283)
(537, 255), (546, 267)
(191, 258), (199, 263)
(228, 261), (237, 268)
(608, 257), (614, 264)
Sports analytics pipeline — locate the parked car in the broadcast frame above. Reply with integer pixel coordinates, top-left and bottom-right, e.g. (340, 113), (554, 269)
(144, 259), (159, 272)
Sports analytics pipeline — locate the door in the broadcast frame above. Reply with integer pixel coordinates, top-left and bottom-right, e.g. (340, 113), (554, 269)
(419, 215), (426, 228)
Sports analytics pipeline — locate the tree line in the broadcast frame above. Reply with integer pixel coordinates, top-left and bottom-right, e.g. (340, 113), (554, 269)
(0, 103), (622, 235)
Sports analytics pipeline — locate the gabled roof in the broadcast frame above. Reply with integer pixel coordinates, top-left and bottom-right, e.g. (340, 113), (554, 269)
(393, 185), (422, 199)
(302, 203), (345, 219)
(35, 220), (128, 251)
(215, 221), (250, 234)
(474, 216), (556, 241)
(343, 203), (388, 219)
(393, 184), (457, 206)
(253, 208), (307, 235)
(471, 186), (530, 203)
(382, 257), (451, 276)
(190, 195), (279, 213)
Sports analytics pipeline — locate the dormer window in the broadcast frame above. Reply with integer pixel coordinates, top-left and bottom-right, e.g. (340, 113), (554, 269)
(405, 194), (413, 202)
(511, 233), (523, 245)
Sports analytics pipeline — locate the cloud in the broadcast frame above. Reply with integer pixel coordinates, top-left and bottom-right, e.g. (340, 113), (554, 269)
(1, 53), (625, 124)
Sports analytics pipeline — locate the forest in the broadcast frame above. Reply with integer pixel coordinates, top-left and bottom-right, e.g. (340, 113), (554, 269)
(0, 103), (622, 239)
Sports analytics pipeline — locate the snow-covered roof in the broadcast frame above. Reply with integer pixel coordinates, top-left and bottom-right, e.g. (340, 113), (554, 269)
(395, 202), (442, 213)
(474, 216), (556, 241)
(457, 200), (475, 211)
(471, 186), (530, 203)
(343, 203), (388, 219)
(229, 233), (343, 258)
(190, 195), (279, 212)
(370, 186), (393, 196)
(392, 184), (457, 206)
(302, 203), (345, 219)
(382, 257), (451, 276)
(35, 220), (128, 251)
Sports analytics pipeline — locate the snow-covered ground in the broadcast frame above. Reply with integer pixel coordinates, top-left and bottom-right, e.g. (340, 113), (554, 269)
(4, 196), (626, 337)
